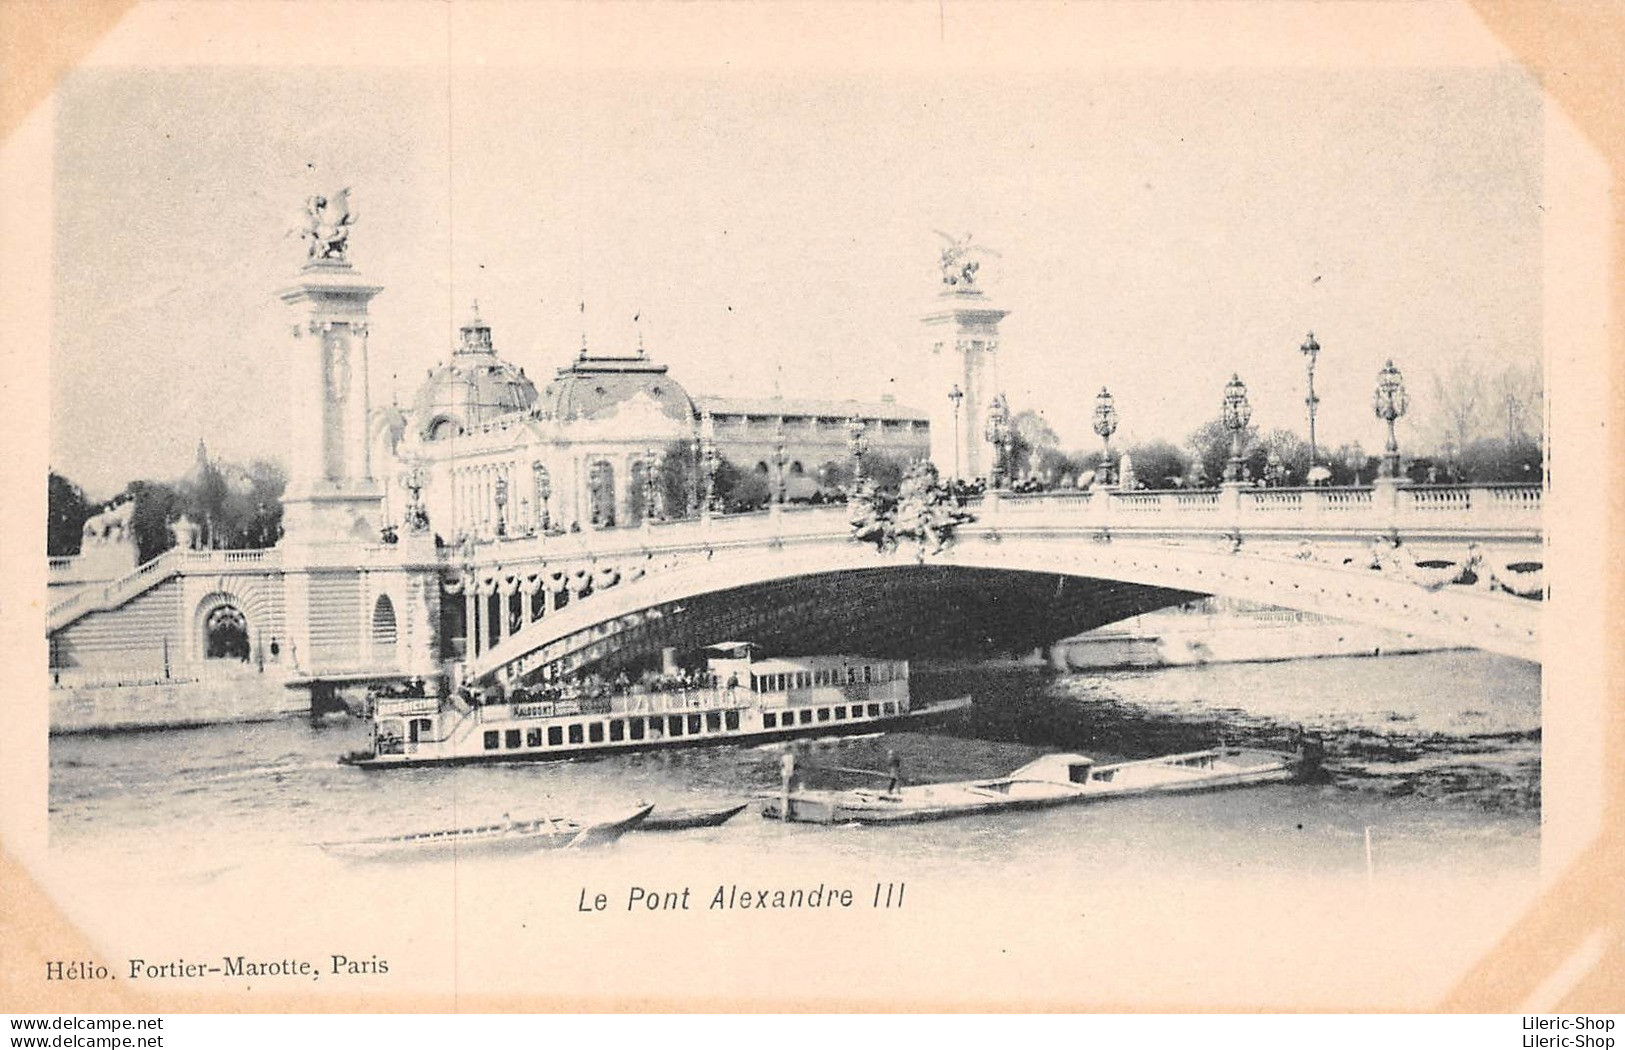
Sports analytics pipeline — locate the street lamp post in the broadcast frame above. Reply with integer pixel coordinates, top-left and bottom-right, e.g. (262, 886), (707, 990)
(848, 416), (868, 484)
(985, 393), (1011, 490)
(1372, 359), (1410, 479)
(1300, 331), (1321, 470)
(772, 419), (789, 505)
(1265, 450), (1284, 488)
(536, 470), (551, 532)
(1345, 443), (1365, 487)
(1092, 386), (1118, 487)
(688, 436), (701, 516)
(493, 475), (508, 538)
(642, 447), (659, 522)
(700, 409), (717, 515)
(1221, 373), (1252, 483)
(702, 442), (718, 513)
(947, 384), (964, 481)
(400, 461), (428, 533)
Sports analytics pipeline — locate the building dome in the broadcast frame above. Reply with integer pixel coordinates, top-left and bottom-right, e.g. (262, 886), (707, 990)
(537, 345), (695, 427)
(410, 308), (538, 441)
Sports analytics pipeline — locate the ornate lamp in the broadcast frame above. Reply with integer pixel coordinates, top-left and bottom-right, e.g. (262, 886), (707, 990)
(700, 409), (718, 513)
(985, 393), (1011, 490)
(493, 475), (508, 538)
(1345, 442), (1365, 487)
(1372, 359), (1409, 478)
(1221, 373), (1252, 483)
(642, 447), (659, 522)
(772, 419), (789, 505)
(848, 416), (868, 482)
(1300, 331), (1321, 468)
(947, 384), (964, 480)
(702, 443), (718, 512)
(533, 463), (552, 532)
(1092, 386), (1118, 486)
(1265, 449), (1285, 488)
(399, 460), (429, 533)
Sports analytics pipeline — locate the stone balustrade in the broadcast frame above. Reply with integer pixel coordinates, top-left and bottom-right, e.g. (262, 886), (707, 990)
(47, 547), (287, 632)
(452, 483), (1541, 575)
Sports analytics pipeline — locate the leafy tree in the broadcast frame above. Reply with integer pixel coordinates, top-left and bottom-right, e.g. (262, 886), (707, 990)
(1326, 443), (1377, 486)
(1031, 445), (1083, 486)
(712, 456), (771, 512)
(863, 450), (906, 494)
(1247, 429), (1311, 487)
(1120, 440), (1189, 490)
(122, 480), (186, 563)
(1187, 417), (1258, 487)
(47, 471), (93, 556)
(235, 459), (287, 547)
(815, 459), (853, 494)
(189, 455), (231, 546)
(1007, 410), (1059, 478)
(659, 440), (699, 519)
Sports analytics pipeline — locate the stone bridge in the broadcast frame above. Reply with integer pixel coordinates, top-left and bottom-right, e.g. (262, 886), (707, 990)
(454, 481), (1543, 686)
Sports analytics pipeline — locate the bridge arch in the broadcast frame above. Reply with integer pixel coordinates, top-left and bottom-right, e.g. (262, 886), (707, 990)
(468, 531), (1541, 684)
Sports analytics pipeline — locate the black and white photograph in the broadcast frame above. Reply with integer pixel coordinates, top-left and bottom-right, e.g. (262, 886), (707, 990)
(2, 0), (1617, 1019)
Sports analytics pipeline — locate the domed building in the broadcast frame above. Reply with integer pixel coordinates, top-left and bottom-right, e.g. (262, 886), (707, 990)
(379, 307), (700, 540)
(410, 309), (539, 441)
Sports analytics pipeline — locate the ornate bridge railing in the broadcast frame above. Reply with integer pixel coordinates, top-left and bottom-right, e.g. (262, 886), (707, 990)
(450, 482), (1543, 680)
(460, 483), (1540, 573)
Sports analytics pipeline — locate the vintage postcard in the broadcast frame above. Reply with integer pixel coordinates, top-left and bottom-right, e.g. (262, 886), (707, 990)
(2, 0), (1619, 1015)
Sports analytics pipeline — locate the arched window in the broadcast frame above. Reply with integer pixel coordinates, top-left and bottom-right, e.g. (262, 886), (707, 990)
(588, 460), (616, 528)
(372, 595), (398, 655)
(790, 461), (804, 475)
(627, 460), (650, 526)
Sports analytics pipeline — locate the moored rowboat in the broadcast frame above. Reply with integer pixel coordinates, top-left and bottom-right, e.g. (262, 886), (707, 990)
(761, 746), (1311, 825)
(319, 804), (654, 860)
(637, 802), (750, 832)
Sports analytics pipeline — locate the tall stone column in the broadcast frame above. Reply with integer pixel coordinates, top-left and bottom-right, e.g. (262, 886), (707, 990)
(279, 195), (385, 551)
(278, 192), (385, 682)
(922, 236), (1009, 483)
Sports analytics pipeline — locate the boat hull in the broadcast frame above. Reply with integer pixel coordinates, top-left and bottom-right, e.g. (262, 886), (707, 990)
(761, 749), (1303, 825)
(342, 696), (971, 771)
(320, 804), (653, 860)
(637, 802), (750, 831)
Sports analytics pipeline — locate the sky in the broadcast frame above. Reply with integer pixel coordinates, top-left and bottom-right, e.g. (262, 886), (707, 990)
(45, 5), (1545, 498)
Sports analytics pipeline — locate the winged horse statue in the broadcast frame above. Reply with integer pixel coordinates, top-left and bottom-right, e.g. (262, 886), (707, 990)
(934, 230), (1000, 288)
(298, 188), (356, 262)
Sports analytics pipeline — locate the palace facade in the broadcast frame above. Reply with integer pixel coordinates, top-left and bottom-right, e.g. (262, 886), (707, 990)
(375, 307), (929, 543)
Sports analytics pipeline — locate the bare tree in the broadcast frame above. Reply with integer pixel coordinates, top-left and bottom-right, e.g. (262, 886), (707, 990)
(1429, 356), (1488, 454)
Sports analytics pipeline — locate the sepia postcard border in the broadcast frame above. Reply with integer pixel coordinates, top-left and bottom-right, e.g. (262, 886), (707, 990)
(0, 0), (1620, 1014)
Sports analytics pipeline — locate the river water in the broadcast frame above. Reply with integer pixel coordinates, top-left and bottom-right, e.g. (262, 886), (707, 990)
(42, 650), (1542, 1009)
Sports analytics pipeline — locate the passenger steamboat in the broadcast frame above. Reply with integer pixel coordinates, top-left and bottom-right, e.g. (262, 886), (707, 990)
(340, 642), (971, 770)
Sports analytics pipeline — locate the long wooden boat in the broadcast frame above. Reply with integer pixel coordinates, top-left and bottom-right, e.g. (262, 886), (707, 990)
(637, 802), (750, 832)
(319, 804), (654, 860)
(760, 747), (1310, 825)
(342, 642), (971, 770)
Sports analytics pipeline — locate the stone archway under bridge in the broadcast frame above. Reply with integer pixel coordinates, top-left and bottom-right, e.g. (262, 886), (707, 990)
(467, 530), (1542, 686)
